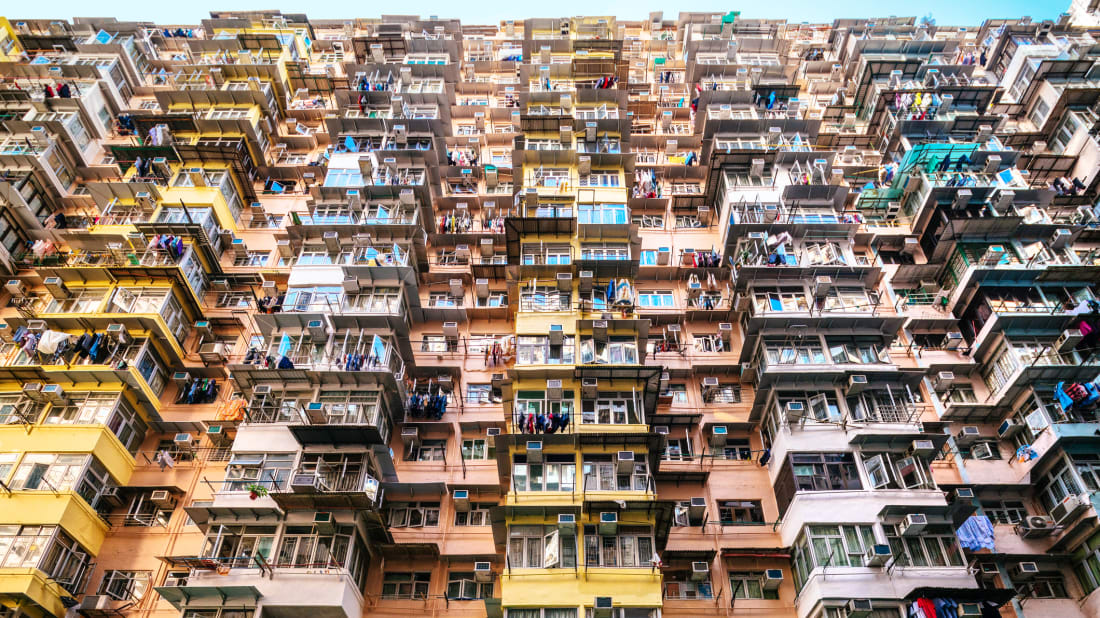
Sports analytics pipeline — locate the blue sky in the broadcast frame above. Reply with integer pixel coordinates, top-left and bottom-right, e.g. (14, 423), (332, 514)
(6, 0), (1070, 26)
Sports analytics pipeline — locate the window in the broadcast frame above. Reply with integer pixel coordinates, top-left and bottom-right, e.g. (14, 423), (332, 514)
(462, 439), (494, 460)
(633, 214), (664, 229)
(224, 453), (294, 492)
(234, 251), (270, 267)
(200, 526), (277, 565)
(1029, 97), (1052, 127)
(0, 526), (89, 589)
(387, 502), (441, 527)
(507, 610), (576, 618)
(465, 384), (494, 404)
(582, 524), (654, 567)
(274, 524), (357, 568)
(702, 382), (741, 404)
(513, 454), (577, 492)
(1024, 575), (1069, 598)
(446, 571), (493, 599)
(583, 454), (650, 491)
(663, 438), (693, 461)
(729, 572), (779, 599)
(790, 453), (862, 492)
(580, 396), (639, 425)
(1075, 545), (1100, 595)
(382, 572), (430, 599)
(637, 290), (675, 308)
(662, 384), (688, 403)
(718, 501), (765, 525)
(791, 524), (876, 590)
(860, 452), (935, 489)
(982, 500), (1027, 524)
(885, 525), (965, 568)
(454, 504), (491, 526)
(508, 525), (576, 568)
(98, 570), (151, 601)
(410, 439), (446, 461)
(0, 453), (16, 482)
(718, 438), (752, 461)
(11, 454), (89, 492)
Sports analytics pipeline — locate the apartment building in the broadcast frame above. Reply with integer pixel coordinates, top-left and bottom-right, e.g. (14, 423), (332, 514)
(0, 8), (1098, 618)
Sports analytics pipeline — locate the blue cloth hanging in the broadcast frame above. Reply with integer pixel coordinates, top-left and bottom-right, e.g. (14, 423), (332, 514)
(956, 515), (995, 552)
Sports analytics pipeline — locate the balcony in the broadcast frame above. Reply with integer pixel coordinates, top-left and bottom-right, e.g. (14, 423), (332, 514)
(270, 466), (383, 510)
(157, 552), (364, 618)
(254, 289), (410, 334)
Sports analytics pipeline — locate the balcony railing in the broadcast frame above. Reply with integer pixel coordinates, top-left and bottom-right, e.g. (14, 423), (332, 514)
(237, 344), (406, 379)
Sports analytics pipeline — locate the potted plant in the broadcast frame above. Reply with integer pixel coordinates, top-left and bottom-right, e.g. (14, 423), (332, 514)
(245, 484), (268, 500)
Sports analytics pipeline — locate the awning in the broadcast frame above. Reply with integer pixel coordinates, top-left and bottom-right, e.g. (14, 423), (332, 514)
(154, 585), (261, 610)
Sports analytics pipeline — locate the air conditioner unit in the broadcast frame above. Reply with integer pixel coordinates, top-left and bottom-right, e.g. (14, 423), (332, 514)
(4, 280), (25, 298)
(558, 513), (576, 530)
(762, 569), (783, 590)
(957, 603), (983, 617)
(1011, 562), (1039, 580)
(1055, 328), (1083, 353)
(616, 451), (635, 473)
(79, 596), (119, 611)
(546, 380), (562, 400)
(942, 332), (964, 350)
(847, 599), (873, 618)
(401, 426), (420, 446)
(655, 426), (669, 435)
(1016, 515), (1055, 539)
(43, 277), (70, 299)
(300, 401), (326, 424)
(813, 276), (833, 298)
(199, 343), (227, 362)
(847, 374), (869, 395)
(22, 382), (44, 402)
(998, 419), (1022, 439)
(951, 487), (975, 501)
(785, 401), (806, 422)
(955, 429), (983, 454)
(206, 425), (231, 445)
(581, 377), (598, 398)
(909, 440), (936, 458)
(27, 320), (46, 333)
(150, 490), (175, 508)
(443, 321), (460, 338)
(933, 371), (956, 391)
(710, 425), (728, 446)
(863, 544), (891, 567)
(41, 384), (66, 404)
(313, 511), (335, 533)
(1050, 228), (1072, 250)
(657, 247), (671, 265)
(474, 562), (493, 582)
(1051, 494), (1086, 525)
(900, 513), (928, 536)
(954, 422), (981, 442)
(689, 497), (706, 518)
(291, 472), (323, 492)
(253, 385), (272, 396)
(526, 441), (543, 462)
(486, 427), (501, 437)
(173, 433), (194, 452)
(598, 512), (618, 535)
(690, 562), (709, 581)
(453, 489), (470, 512)
(593, 597), (613, 618)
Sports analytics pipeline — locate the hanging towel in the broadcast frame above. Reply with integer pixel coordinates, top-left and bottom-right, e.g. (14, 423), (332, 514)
(955, 515), (995, 552)
(36, 330), (72, 355)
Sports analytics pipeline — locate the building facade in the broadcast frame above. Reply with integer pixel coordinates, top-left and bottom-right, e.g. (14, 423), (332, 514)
(0, 8), (1098, 618)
